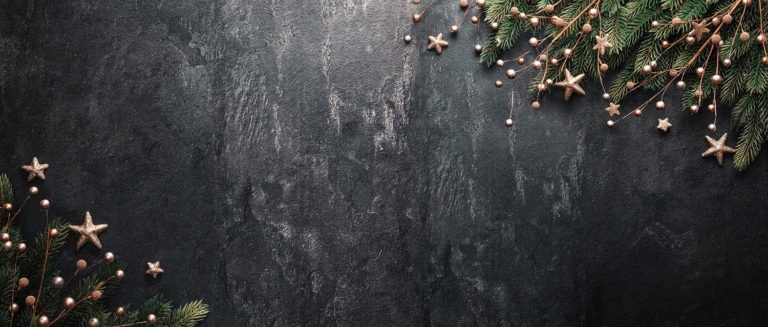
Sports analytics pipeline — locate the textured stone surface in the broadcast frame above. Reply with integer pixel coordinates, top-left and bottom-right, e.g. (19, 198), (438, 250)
(1, 0), (767, 326)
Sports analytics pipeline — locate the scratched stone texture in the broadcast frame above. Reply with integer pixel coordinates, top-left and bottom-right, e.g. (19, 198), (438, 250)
(1, 0), (768, 326)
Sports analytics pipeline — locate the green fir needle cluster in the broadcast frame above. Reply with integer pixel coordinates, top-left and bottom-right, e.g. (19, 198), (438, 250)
(0, 173), (209, 326)
(481, 0), (768, 170)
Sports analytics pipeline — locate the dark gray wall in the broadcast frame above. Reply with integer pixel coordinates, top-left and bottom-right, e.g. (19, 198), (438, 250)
(1, 1), (767, 326)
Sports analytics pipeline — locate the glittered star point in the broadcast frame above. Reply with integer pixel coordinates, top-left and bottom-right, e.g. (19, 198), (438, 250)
(593, 34), (613, 55)
(428, 33), (449, 54)
(555, 69), (586, 101)
(691, 21), (710, 42)
(69, 211), (109, 250)
(657, 117), (672, 132)
(605, 102), (621, 117)
(701, 133), (735, 167)
(21, 157), (49, 181)
(146, 261), (164, 279)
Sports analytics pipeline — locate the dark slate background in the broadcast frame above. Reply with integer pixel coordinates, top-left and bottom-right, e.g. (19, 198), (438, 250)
(1, 0), (767, 326)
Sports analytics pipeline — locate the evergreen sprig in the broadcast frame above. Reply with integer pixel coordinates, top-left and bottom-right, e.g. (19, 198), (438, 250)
(0, 173), (209, 326)
(481, 0), (768, 169)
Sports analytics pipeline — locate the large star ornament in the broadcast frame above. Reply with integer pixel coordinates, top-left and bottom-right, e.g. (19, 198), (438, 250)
(146, 261), (164, 279)
(427, 33), (449, 54)
(593, 34), (613, 55)
(555, 69), (586, 101)
(691, 21), (710, 42)
(701, 133), (735, 167)
(21, 157), (49, 181)
(69, 211), (109, 250)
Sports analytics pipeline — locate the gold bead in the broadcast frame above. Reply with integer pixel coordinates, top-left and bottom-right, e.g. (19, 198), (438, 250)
(554, 17), (565, 27)
(474, 44), (483, 53)
(537, 53), (547, 61)
(530, 17), (540, 27)
(676, 81), (686, 89)
(505, 119), (514, 127)
(52, 276), (64, 288)
(550, 58), (558, 66)
(147, 314), (157, 324)
(642, 65), (652, 75)
(532, 60), (542, 70)
(517, 57), (525, 65)
(634, 109), (643, 116)
(723, 14), (733, 24)
(708, 123), (717, 131)
(3, 241), (12, 251)
(510, 6), (519, 15)
(602, 93), (611, 101)
(38, 315), (49, 327)
(711, 34), (721, 44)
(3, 203), (12, 211)
(563, 48), (572, 57)
(506, 69), (516, 79)
(711, 74), (723, 84)
(104, 252), (115, 262)
(537, 83), (547, 92)
(655, 101), (665, 110)
(672, 17), (683, 26)
(708, 104), (716, 111)
(518, 12), (527, 19)
(495, 80), (503, 88)
(77, 259), (87, 271)
(694, 89), (703, 97)
(650, 61), (658, 69)
(626, 81), (635, 89)
(116, 306), (125, 316)
(661, 40), (670, 48)
(531, 101), (541, 109)
(528, 37), (539, 47)
(546, 79), (554, 86)
(763, 56), (768, 64)
(49, 228), (58, 237)
(496, 59), (504, 67)
(759, 34), (767, 44)
(29, 186), (38, 195)
(743, 0), (752, 6)
(490, 22), (499, 30)
(470, 16), (479, 24)
(582, 23), (592, 34)
(651, 21), (659, 28)
(18, 277), (29, 288)
(91, 290), (102, 300)
(476, 0), (485, 6)
(403, 35), (412, 43)
(712, 17), (721, 26)
(686, 36), (695, 44)
(25, 295), (35, 306)
(460, 0), (468, 8)
(1, 233), (9, 242)
(17, 243), (25, 252)
(696, 67), (705, 76)
(690, 105), (699, 113)
(8, 303), (18, 312)
(88, 317), (100, 327)
(64, 297), (75, 309)
(116, 269), (125, 280)
(40, 199), (50, 209)
(722, 58), (732, 67)
(412, 14), (421, 23)
(588, 8), (598, 19)
(545, 4), (555, 13)
(450, 25), (458, 33)
(606, 120), (615, 127)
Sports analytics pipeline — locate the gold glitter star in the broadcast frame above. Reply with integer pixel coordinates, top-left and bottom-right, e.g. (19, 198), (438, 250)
(428, 33), (449, 54)
(21, 157), (49, 181)
(593, 34), (613, 55)
(605, 102), (621, 117)
(555, 69), (586, 101)
(146, 261), (164, 278)
(657, 117), (672, 132)
(701, 133), (735, 167)
(69, 211), (109, 250)
(691, 21), (710, 42)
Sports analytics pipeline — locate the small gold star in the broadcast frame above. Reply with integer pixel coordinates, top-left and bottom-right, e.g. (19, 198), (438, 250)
(555, 69), (586, 101)
(657, 117), (672, 132)
(428, 33), (449, 54)
(605, 102), (621, 117)
(146, 261), (164, 278)
(593, 34), (613, 56)
(691, 21), (710, 42)
(69, 211), (109, 250)
(701, 133), (735, 167)
(21, 157), (49, 181)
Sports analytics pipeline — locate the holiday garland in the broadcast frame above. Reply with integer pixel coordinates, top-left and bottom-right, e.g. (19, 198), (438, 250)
(407, 0), (768, 170)
(0, 159), (209, 326)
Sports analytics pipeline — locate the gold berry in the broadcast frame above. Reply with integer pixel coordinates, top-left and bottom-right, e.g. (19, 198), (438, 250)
(505, 119), (514, 127)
